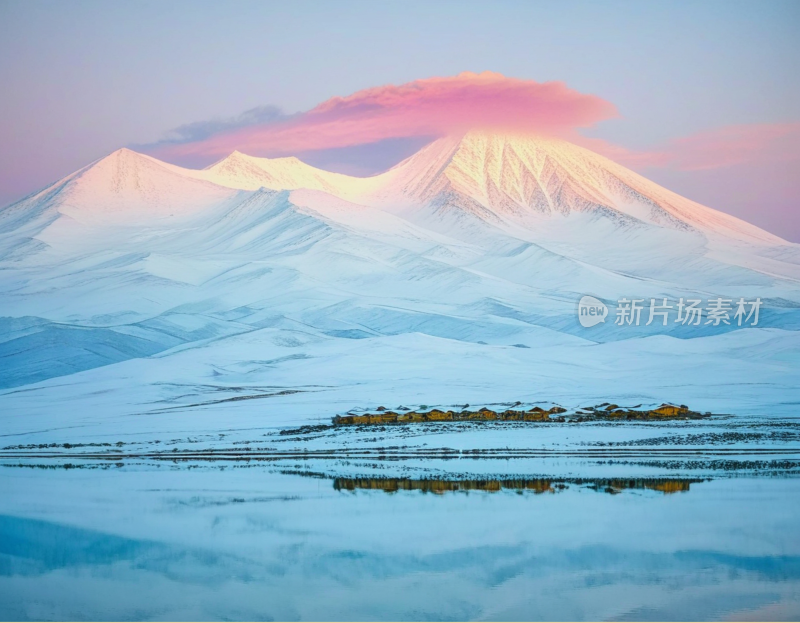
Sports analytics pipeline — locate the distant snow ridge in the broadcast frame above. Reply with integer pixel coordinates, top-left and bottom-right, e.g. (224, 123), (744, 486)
(0, 131), (798, 392)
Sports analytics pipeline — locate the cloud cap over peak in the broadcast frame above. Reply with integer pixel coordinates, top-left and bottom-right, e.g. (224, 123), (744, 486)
(309, 70), (617, 132)
(154, 71), (618, 161)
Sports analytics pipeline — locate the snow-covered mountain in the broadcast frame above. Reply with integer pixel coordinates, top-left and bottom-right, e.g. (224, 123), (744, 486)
(1, 131), (798, 430)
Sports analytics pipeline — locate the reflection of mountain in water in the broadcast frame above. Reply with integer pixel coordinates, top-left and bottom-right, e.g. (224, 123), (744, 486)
(332, 476), (703, 495)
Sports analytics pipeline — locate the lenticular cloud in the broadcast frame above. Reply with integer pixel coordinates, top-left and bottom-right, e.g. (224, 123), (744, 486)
(156, 71), (618, 160)
(577, 122), (800, 172)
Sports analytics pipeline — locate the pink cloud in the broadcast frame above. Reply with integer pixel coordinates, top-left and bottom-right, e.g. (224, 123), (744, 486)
(579, 122), (800, 172)
(153, 71), (618, 161)
(661, 122), (800, 170)
(573, 137), (671, 169)
(151, 71), (798, 188)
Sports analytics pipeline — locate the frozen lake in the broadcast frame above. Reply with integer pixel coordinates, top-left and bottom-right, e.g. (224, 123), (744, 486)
(1, 444), (799, 621)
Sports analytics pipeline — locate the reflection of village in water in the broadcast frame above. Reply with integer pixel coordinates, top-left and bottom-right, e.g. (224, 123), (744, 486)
(332, 476), (703, 495)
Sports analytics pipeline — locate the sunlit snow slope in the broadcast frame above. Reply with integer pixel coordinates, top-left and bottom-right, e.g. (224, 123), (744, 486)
(1, 131), (798, 430)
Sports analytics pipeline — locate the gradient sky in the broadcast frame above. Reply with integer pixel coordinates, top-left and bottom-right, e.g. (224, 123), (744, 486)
(1, 0), (798, 239)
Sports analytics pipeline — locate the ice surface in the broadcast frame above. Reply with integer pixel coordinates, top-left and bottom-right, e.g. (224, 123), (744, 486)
(1, 464), (799, 620)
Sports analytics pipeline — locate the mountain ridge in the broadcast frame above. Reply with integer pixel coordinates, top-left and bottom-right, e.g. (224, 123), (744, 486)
(0, 130), (798, 394)
(1, 131), (788, 245)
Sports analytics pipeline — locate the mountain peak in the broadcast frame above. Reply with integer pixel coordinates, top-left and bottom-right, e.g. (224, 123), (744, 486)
(44, 147), (235, 223)
(210, 150), (303, 168)
(95, 146), (155, 165)
(203, 150), (351, 193)
(5, 134), (784, 245)
(355, 130), (783, 243)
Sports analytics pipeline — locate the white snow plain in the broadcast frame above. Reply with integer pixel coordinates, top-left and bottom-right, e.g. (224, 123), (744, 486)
(0, 131), (798, 446)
